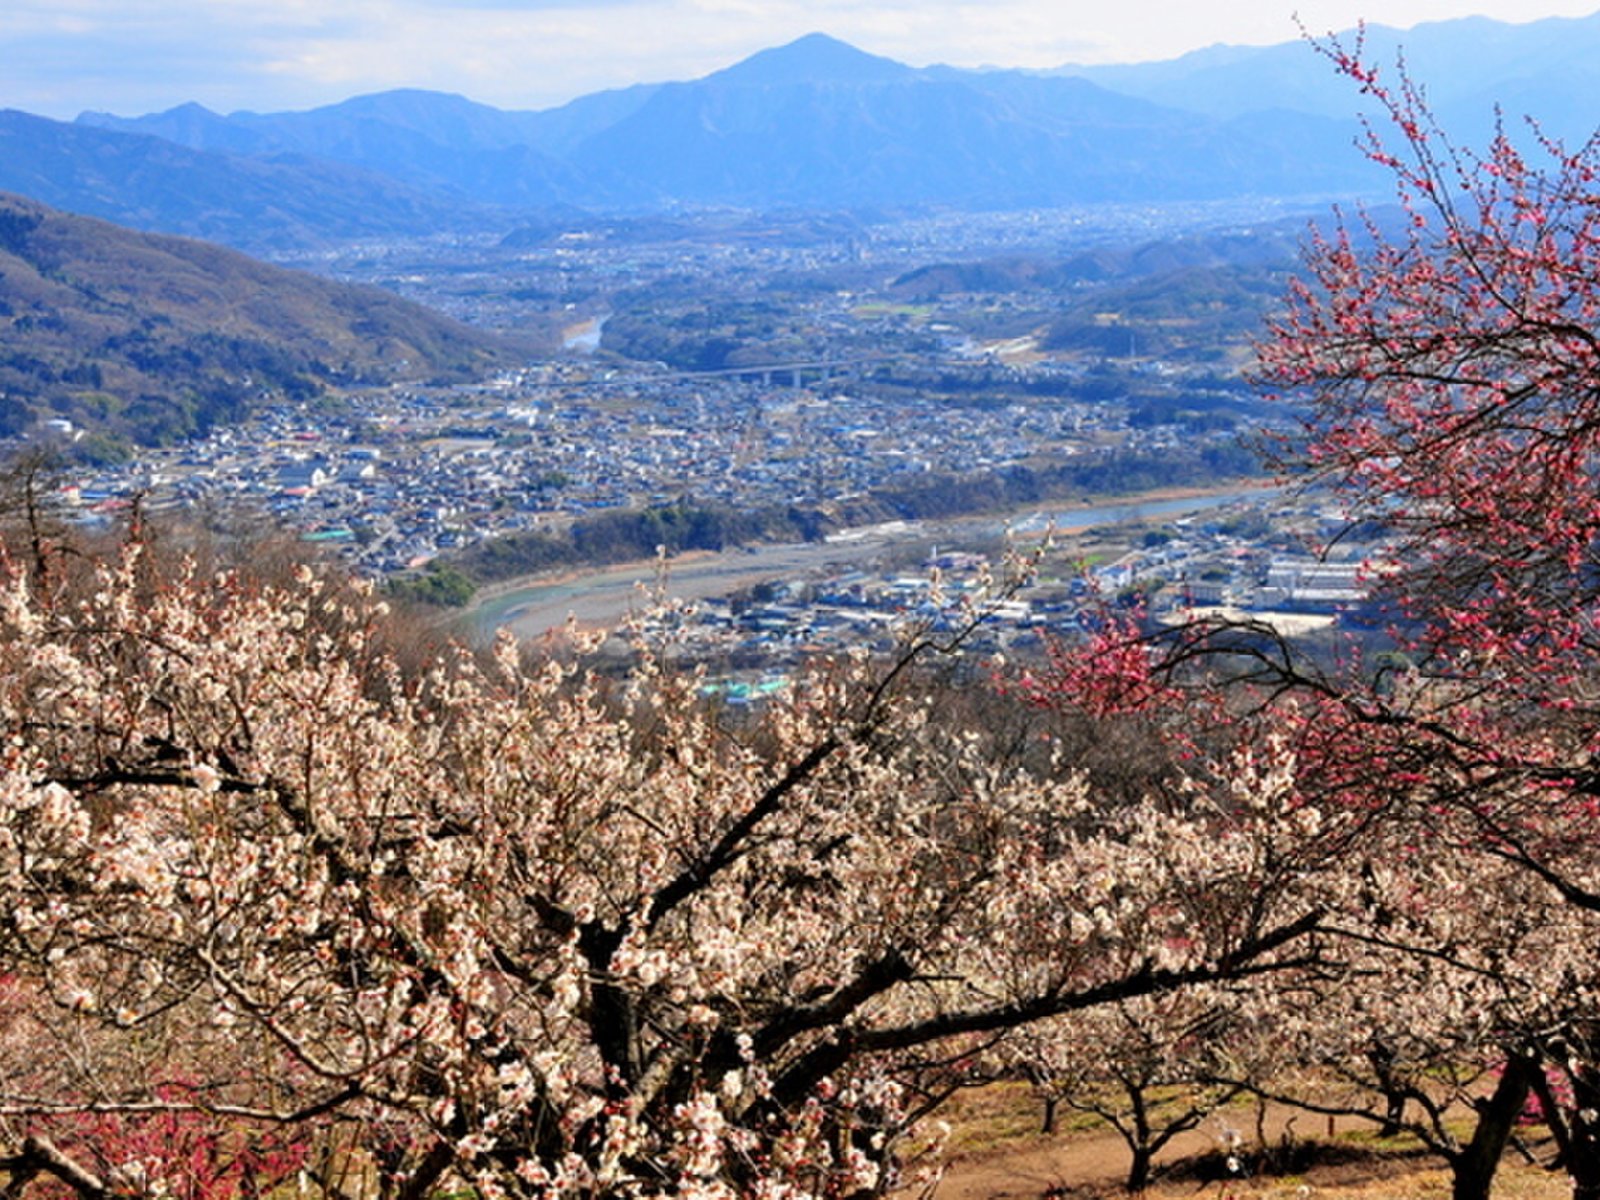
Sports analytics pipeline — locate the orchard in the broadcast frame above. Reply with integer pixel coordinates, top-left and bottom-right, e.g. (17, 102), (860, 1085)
(7, 33), (1600, 1200)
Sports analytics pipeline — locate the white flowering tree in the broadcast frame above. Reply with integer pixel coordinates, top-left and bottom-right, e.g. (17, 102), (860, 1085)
(1199, 829), (1600, 1200)
(0, 538), (1337, 1199)
(1009, 989), (1253, 1193)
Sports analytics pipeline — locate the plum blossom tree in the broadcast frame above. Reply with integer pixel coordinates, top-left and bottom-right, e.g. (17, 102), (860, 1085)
(1007, 608), (1387, 1195)
(1217, 834), (1600, 1200)
(1009, 990), (1251, 1193)
(1237, 29), (1600, 1200)
(0, 538), (1333, 1199)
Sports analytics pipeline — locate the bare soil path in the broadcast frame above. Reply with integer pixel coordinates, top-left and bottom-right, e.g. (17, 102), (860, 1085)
(921, 1100), (1561, 1200)
(931, 1104), (1297, 1200)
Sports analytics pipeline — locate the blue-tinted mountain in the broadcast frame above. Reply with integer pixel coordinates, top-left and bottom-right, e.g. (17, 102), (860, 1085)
(0, 109), (497, 250)
(703, 31), (916, 86)
(56, 30), (1378, 219)
(561, 34), (1377, 206)
(80, 90), (607, 209)
(1056, 12), (1600, 145)
(4, 15), (1590, 236)
(515, 84), (662, 157)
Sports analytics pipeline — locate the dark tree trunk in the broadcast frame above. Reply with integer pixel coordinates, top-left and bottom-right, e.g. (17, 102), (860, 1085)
(1381, 1090), (1407, 1140)
(1126, 1143), (1154, 1194)
(1565, 1063), (1600, 1200)
(1367, 1041), (1407, 1138)
(1122, 1078), (1155, 1194)
(1451, 1053), (1533, 1200)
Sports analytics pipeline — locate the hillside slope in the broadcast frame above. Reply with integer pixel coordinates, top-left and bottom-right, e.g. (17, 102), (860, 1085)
(0, 109), (493, 250)
(0, 192), (539, 451)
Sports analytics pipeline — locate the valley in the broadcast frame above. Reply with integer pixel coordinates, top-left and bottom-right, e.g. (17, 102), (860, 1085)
(27, 201), (1291, 612)
(5, 12), (1595, 1200)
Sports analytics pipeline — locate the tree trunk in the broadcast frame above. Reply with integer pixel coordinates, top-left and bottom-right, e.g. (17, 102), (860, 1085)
(1126, 1144), (1153, 1194)
(1123, 1078), (1154, 1193)
(1380, 1091), (1406, 1140)
(1368, 1042), (1406, 1138)
(1565, 1065), (1600, 1200)
(1451, 1054), (1533, 1200)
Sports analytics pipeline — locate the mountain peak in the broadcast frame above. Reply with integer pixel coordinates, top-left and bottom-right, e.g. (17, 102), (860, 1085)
(78, 99), (222, 126)
(707, 32), (915, 87)
(320, 87), (479, 116)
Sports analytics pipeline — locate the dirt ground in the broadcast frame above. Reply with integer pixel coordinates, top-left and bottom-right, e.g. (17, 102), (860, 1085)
(929, 1101), (1332, 1200)
(924, 1097), (1568, 1200)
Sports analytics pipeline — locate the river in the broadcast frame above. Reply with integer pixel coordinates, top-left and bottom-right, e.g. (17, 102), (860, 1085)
(470, 485), (1272, 641)
(561, 314), (608, 353)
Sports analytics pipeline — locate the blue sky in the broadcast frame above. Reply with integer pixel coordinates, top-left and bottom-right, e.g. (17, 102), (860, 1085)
(5, 0), (1599, 118)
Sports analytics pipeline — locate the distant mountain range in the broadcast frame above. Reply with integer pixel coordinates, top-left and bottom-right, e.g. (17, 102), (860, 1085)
(0, 15), (1596, 248)
(1057, 13), (1600, 141)
(0, 192), (535, 450)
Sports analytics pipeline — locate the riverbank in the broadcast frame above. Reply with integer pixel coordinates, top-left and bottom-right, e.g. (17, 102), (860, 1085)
(465, 482), (1275, 641)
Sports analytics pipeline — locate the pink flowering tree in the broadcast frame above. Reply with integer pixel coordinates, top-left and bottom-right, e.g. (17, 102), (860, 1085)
(1023, 597), (1600, 1200)
(1230, 29), (1600, 1200)
(1009, 611), (1386, 1195)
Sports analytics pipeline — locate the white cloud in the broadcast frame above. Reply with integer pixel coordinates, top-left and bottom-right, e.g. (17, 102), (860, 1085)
(4, 0), (1600, 117)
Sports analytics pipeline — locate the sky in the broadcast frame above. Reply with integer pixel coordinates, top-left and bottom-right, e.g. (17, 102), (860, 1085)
(5, 0), (1600, 120)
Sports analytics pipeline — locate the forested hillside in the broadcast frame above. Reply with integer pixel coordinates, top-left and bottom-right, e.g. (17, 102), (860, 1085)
(0, 193), (545, 453)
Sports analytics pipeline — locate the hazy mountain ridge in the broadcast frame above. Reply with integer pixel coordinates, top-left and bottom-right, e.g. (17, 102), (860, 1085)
(0, 109), (501, 250)
(3, 16), (1594, 247)
(1055, 12), (1600, 144)
(888, 216), (1310, 296)
(0, 192), (537, 451)
(72, 32), (1378, 220)
(74, 92), (608, 211)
